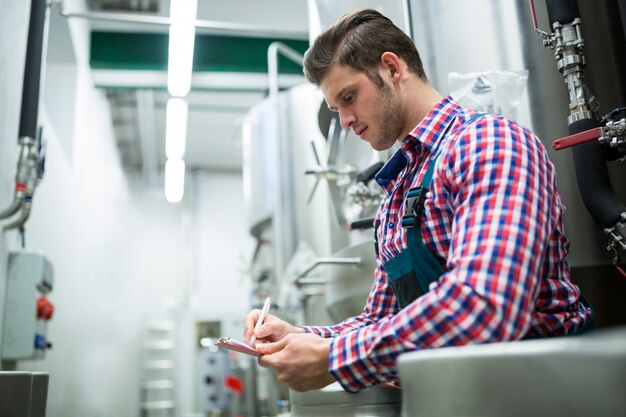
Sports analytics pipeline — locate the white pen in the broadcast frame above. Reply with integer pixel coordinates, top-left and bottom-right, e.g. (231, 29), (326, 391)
(250, 297), (271, 346)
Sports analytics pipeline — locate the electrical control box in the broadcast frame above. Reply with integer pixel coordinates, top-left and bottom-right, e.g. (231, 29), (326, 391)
(198, 346), (231, 413)
(2, 251), (54, 360)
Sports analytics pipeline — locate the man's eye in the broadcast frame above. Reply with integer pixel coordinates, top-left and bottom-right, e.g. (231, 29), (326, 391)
(344, 95), (354, 104)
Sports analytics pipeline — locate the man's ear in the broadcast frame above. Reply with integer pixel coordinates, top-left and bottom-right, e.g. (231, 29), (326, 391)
(380, 52), (403, 83)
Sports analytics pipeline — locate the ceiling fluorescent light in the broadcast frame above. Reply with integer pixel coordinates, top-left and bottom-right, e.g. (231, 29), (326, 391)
(167, 24), (195, 97)
(165, 97), (188, 159)
(170, 0), (197, 26)
(168, 0), (197, 97)
(165, 159), (185, 203)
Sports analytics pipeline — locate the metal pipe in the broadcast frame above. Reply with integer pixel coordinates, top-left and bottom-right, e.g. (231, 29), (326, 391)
(296, 277), (327, 286)
(57, 6), (308, 40)
(569, 120), (624, 227)
(540, 0), (626, 264)
(2, 0), (48, 223)
(5, 152), (40, 231)
(0, 197), (23, 219)
(267, 42), (304, 284)
(542, 0), (626, 227)
(3, 202), (32, 231)
(0, 138), (37, 221)
(20, 0), (47, 140)
(545, 0), (580, 25)
(294, 257), (362, 284)
(402, 0), (413, 39)
(619, 0), (626, 44)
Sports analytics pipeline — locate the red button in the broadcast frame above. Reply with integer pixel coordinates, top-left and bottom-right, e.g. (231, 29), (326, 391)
(36, 296), (54, 320)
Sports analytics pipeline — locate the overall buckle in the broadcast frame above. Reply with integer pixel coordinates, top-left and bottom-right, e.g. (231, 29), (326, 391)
(401, 186), (427, 228)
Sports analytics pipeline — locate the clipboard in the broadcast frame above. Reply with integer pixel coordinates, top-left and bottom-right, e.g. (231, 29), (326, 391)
(215, 337), (262, 357)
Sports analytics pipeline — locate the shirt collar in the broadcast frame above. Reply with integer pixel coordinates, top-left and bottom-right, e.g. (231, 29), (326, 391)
(375, 96), (461, 188)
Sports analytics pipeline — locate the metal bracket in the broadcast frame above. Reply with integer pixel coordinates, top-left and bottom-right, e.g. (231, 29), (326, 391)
(604, 212), (626, 266)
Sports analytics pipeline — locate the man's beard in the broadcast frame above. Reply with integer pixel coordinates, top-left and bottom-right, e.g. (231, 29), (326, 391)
(373, 82), (404, 150)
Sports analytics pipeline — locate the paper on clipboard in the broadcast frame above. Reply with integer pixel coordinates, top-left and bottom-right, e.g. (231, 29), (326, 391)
(215, 337), (262, 357)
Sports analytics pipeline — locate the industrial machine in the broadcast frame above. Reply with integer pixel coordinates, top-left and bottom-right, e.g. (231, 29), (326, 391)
(530, 0), (626, 273)
(0, 252), (53, 417)
(1, 251), (54, 361)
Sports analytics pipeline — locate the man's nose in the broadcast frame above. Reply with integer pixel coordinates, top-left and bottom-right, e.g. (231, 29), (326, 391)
(338, 109), (355, 129)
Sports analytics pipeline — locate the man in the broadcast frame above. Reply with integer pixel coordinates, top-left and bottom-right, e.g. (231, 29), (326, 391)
(243, 8), (593, 393)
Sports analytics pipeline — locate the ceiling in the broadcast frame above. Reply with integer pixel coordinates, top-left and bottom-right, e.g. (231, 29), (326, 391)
(60, 0), (311, 183)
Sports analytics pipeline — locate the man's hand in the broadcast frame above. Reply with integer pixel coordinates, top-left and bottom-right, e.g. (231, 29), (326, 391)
(243, 310), (304, 346)
(256, 333), (335, 392)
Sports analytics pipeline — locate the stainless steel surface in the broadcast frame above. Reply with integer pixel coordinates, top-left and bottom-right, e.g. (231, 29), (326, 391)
(305, 113), (357, 227)
(0, 372), (32, 417)
(398, 327), (626, 417)
(291, 242), (376, 322)
(294, 256), (361, 283)
(323, 242), (377, 322)
(290, 382), (401, 417)
(242, 97), (278, 238)
(285, 84), (383, 256)
(268, 42), (305, 283)
(0, 372), (49, 417)
(30, 373), (49, 417)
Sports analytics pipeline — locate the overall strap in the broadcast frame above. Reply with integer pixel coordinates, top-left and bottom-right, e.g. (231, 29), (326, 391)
(394, 113), (484, 301)
(400, 149), (443, 230)
(401, 113), (484, 230)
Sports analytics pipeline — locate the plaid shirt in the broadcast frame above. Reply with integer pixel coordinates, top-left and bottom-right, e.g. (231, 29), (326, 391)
(302, 96), (593, 392)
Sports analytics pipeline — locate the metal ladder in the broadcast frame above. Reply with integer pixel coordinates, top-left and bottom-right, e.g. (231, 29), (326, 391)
(139, 321), (176, 417)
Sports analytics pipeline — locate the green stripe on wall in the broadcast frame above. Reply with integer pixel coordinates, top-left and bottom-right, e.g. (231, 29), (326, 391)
(90, 31), (309, 74)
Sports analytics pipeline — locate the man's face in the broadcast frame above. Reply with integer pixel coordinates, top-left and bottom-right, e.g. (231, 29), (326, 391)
(320, 64), (404, 151)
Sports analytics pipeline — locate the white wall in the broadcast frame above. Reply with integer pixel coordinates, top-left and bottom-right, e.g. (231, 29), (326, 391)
(0, 0), (33, 359)
(0, 2), (255, 416)
(178, 172), (255, 414)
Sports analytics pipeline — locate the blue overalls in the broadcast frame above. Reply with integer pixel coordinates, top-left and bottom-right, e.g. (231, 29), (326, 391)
(375, 114), (594, 335)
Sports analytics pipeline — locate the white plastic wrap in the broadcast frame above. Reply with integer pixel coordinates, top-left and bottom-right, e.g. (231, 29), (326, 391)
(448, 70), (529, 119)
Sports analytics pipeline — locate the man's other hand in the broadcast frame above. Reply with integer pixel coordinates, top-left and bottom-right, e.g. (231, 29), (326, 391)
(257, 333), (335, 392)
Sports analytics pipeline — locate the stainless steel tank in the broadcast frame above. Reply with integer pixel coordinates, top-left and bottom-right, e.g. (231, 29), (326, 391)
(243, 83), (385, 325)
(242, 97), (278, 239)
(290, 382), (401, 417)
(294, 241), (378, 322)
(398, 326), (626, 417)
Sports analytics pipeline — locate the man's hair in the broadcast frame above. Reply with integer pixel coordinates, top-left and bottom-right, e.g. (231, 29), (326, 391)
(303, 8), (427, 87)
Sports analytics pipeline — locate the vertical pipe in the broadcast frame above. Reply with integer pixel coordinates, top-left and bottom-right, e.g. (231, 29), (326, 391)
(618, 0), (626, 43)
(543, 0), (626, 230)
(1, 0), (47, 221)
(401, 0), (413, 39)
(267, 42), (304, 283)
(545, 0), (580, 26)
(19, 0), (47, 141)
